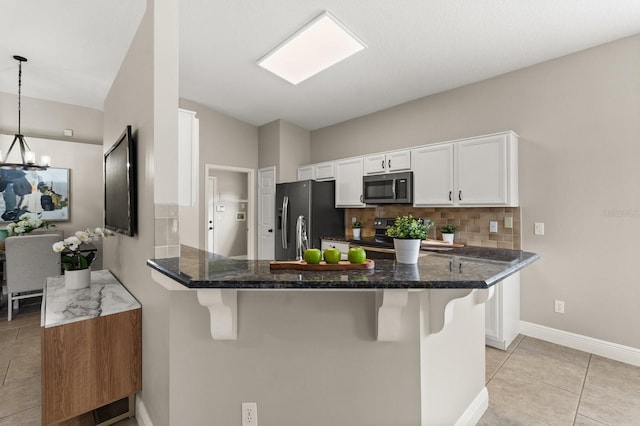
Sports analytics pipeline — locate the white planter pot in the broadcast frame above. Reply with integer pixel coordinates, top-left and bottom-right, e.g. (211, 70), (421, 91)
(352, 228), (361, 239)
(65, 268), (92, 290)
(442, 233), (454, 244)
(393, 238), (421, 264)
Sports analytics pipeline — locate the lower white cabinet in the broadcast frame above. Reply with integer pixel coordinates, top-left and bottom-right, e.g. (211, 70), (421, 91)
(485, 272), (520, 350)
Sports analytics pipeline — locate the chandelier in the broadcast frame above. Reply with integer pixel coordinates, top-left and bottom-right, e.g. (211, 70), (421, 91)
(0, 55), (49, 170)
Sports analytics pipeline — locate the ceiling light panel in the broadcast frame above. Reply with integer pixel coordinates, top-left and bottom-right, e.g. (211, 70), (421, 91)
(258, 11), (367, 85)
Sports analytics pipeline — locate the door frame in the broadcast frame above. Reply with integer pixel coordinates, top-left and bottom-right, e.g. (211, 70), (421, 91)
(204, 164), (256, 259)
(205, 176), (217, 253)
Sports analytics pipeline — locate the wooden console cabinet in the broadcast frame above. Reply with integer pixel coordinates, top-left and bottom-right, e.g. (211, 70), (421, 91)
(41, 270), (141, 425)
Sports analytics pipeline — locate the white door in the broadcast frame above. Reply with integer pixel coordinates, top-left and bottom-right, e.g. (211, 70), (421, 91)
(258, 166), (276, 260)
(206, 177), (217, 253)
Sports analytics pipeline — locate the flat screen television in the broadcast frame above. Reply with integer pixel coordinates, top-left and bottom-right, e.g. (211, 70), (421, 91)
(104, 125), (136, 236)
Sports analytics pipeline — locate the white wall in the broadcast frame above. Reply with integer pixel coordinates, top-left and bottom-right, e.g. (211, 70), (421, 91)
(311, 34), (640, 350)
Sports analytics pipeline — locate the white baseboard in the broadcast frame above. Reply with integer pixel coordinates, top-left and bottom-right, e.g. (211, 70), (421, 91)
(135, 395), (153, 426)
(455, 386), (488, 426)
(520, 321), (640, 367)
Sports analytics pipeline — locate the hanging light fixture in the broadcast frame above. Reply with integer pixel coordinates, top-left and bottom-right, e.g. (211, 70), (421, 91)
(0, 55), (49, 170)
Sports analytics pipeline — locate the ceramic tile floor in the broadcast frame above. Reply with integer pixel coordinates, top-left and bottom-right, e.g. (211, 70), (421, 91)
(2, 300), (639, 425)
(480, 335), (640, 426)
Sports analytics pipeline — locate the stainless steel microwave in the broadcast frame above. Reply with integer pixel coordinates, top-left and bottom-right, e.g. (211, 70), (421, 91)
(362, 171), (413, 204)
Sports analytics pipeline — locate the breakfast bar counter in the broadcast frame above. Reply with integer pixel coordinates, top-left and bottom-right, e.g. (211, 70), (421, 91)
(146, 245), (538, 290)
(147, 245), (538, 425)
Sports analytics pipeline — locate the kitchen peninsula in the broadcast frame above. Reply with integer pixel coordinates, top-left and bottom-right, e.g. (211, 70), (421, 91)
(148, 245), (538, 425)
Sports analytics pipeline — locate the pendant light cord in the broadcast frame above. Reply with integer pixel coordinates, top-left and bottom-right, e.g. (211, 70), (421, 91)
(17, 58), (22, 135)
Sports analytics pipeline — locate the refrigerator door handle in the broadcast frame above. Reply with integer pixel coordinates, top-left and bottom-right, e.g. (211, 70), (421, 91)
(282, 196), (289, 249)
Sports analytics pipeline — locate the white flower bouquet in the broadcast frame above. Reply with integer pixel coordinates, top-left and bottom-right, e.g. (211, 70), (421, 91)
(52, 227), (114, 271)
(6, 213), (55, 236)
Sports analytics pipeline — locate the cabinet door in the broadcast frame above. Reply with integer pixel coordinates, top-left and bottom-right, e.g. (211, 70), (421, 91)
(456, 135), (508, 205)
(363, 154), (387, 175)
(178, 109), (198, 207)
(387, 150), (411, 172)
(412, 144), (454, 206)
(314, 162), (335, 181)
(297, 165), (315, 181)
(335, 158), (365, 207)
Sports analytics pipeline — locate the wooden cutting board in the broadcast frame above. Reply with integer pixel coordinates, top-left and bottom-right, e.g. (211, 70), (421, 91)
(421, 239), (464, 248)
(269, 259), (375, 271)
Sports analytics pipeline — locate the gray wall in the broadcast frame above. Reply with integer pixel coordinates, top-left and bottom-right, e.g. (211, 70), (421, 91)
(178, 98), (258, 251)
(102, 1), (172, 425)
(0, 92), (102, 144)
(311, 34), (640, 350)
(258, 119), (310, 183)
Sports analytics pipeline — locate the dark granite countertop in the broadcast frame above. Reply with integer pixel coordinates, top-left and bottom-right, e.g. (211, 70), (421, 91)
(147, 245), (539, 290)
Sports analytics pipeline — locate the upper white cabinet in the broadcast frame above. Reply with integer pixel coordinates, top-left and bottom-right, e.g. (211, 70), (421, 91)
(363, 150), (411, 175)
(413, 144), (455, 205)
(178, 109), (199, 207)
(314, 162), (335, 181)
(456, 132), (518, 206)
(413, 131), (518, 207)
(335, 157), (366, 207)
(297, 165), (314, 181)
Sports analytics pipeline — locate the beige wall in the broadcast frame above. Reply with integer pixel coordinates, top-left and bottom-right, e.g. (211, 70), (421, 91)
(178, 98), (258, 251)
(311, 34), (640, 349)
(0, 135), (103, 237)
(0, 92), (102, 144)
(102, 1), (172, 425)
(258, 119), (310, 183)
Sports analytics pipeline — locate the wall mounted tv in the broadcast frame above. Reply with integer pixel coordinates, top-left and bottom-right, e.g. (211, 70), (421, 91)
(104, 125), (136, 236)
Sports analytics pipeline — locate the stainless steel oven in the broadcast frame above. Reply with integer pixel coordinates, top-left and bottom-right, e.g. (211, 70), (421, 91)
(362, 172), (413, 204)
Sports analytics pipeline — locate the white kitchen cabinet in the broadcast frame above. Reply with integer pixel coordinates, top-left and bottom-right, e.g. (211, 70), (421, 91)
(178, 108), (199, 207)
(335, 157), (365, 207)
(413, 131), (518, 207)
(314, 162), (335, 181)
(297, 165), (314, 181)
(457, 132), (518, 206)
(321, 239), (350, 261)
(412, 144), (454, 206)
(363, 150), (411, 175)
(485, 272), (520, 350)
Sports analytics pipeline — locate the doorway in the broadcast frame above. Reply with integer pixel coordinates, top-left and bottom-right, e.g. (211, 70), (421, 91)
(205, 165), (255, 259)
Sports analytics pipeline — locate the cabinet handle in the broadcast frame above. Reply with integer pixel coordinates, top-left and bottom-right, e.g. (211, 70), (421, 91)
(449, 191), (452, 201)
(360, 194), (364, 203)
(458, 190), (462, 201)
(381, 160), (385, 169)
(388, 159), (391, 169)
(459, 263), (463, 274)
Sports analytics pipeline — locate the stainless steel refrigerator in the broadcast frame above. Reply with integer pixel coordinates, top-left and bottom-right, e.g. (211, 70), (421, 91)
(275, 180), (344, 261)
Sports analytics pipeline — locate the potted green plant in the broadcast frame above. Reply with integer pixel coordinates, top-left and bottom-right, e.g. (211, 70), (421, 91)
(440, 224), (456, 244)
(352, 221), (362, 239)
(385, 215), (433, 264)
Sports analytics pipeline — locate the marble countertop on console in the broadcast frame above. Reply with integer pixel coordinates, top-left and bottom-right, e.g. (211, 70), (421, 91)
(147, 245), (539, 290)
(43, 269), (141, 328)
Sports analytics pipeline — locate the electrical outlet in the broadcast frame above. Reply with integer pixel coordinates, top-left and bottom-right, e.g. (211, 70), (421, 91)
(534, 222), (545, 235)
(242, 402), (258, 426)
(504, 217), (513, 229)
(352, 217), (357, 224)
(489, 221), (498, 233)
(554, 300), (565, 314)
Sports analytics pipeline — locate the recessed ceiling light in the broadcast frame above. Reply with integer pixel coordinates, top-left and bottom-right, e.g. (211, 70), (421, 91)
(258, 11), (367, 85)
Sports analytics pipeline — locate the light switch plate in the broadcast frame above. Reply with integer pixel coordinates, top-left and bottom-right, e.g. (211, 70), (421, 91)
(534, 222), (545, 235)
(504, 217), (513, 229)
(489, 221), (498, 233)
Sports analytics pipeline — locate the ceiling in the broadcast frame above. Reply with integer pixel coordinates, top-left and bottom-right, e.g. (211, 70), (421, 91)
(2, 1), (640, 131)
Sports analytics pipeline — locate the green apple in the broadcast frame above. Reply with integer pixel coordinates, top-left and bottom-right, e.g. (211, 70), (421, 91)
(323, 248), (342, 264)
(303, 248), (322, 264)
(347, 247), (366, 264)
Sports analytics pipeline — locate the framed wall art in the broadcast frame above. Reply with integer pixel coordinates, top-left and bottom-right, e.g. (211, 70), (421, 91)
(0, 167), (70, 222)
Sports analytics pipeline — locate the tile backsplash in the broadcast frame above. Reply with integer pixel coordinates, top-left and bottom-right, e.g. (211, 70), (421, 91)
(346, 206), (521, 250)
